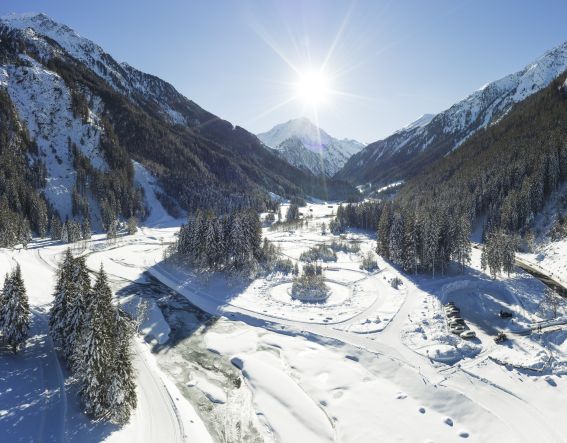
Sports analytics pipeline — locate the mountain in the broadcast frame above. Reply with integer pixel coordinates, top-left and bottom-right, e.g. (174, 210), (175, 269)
(337, 41), (567, 187)
(257, 117), (364, 176)
(0, 13), (354, 241)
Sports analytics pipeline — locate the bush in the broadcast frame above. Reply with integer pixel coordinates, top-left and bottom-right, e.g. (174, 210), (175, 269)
(299, 244), (337, 263)
(291, 264), (329, 301)
(329, 240), (360, 254)
(390, 277), (403, 289)
(360, 251), (379, 271)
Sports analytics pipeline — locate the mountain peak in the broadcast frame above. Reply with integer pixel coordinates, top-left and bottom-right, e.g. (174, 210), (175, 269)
(401, 113), (436, 131)
(257, 118), (364, 176)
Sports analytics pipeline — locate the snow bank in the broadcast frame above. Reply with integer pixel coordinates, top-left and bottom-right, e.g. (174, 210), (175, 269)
(120, 294), (170, 345)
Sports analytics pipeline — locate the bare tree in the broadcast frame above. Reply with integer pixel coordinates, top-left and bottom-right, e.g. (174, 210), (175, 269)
(539, 288), (566, 319)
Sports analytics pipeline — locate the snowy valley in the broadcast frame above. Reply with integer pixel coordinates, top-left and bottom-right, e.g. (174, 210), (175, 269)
(1, 7), (567, 443)
(2, 201), (567, 442)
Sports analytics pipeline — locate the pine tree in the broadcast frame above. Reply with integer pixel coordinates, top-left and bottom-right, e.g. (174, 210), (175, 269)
(61, 221), (69, 243)
(49, 249), (74, 349)
(127, 217), (137, 235)
(51, 216), (63, 240)
(1, 265), (30, 354)
(65, 256), (92, 366)
(388, 213), (405, 265)
(76, 266), (114, 420)
(82, 217), (91, 240)
(377, 203), (392, 259)
(106, 309), (137, 424)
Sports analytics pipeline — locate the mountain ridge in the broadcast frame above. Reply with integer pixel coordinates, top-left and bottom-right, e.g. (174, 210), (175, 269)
(257, 117), (364, 176)
(0, 12), (354, 242)
(337, 40), (567, 187)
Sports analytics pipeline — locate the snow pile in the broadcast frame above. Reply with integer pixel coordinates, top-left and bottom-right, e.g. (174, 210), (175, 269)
(120, 294), (170, 345)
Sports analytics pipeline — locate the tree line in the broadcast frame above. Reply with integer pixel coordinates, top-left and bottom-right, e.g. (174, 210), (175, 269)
(176, 208), (295, 276)
(49, 251), (136, 424)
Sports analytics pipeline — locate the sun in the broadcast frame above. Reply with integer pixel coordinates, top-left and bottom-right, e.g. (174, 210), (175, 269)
(294, 70), (332, 107)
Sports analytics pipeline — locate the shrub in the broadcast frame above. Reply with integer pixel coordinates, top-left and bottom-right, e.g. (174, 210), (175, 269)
(390, 277), (403, 289)
(360, 251), (379, 271)
(299, 244), (337, 262)
(291, 264), (329, 301)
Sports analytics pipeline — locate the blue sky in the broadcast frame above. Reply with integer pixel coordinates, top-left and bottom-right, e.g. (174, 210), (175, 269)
(1, 0), (567, 142)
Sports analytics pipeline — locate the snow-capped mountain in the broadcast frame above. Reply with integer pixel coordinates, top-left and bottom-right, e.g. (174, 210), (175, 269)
(338, 40), (567, 186)
(257, 117), (365, 176)
(0, 13), (353, 232)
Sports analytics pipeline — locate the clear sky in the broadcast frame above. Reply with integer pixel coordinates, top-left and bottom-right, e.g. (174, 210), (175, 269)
(1, 0), (567, 143)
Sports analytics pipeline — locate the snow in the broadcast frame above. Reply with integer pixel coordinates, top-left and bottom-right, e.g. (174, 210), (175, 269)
(257, 117), (365, 176)
(401, 113), (435, 131)
(3, 55), (105, 221)
(349, 39), (567, 181)
(0, 13), (193, 127)
(0, 240), (211, 443)
(133, 161), (179, 228)
(2, 202), (567, 442)
(120, 295), (170, 345)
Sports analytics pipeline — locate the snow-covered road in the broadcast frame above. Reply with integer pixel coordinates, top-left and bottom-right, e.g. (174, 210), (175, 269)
(2, 202), (567, 442)
(0, 245), (212, 443)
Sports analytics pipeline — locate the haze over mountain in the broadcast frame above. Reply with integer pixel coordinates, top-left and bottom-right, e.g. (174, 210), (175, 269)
(257, 117), (364, 176)
(337, 40), (567, 187)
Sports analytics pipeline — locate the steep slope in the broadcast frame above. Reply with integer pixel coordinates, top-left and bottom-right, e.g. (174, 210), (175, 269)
(338, 41), (567, 186)
(396, 70), (567, 250)
(257, 117), (364, 176)
(0, 13), (354, 234)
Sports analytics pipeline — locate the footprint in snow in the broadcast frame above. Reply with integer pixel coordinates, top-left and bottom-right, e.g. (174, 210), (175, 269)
(395, 392), (407, 400)
(418, 407), (426, 414)
(443, 417), (454, 427)
(458, 431), (470, 438)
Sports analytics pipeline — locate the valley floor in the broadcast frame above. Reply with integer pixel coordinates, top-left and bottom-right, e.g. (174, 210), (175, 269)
(1, 203), (566, 442)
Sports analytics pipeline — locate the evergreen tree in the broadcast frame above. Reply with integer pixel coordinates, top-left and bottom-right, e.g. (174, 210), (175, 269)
(127, 217), (137, 235)
(82, 217), (91, 240)
(388, 213), (405, 265)
(49, 249), (74, 349)
(286, 204), (300, 222)
(377, 203), (392, 259)
(75, 266), (114, 420)
(106, 309), (137, 424)
(65, 256), (92, 366)
(1, 265), (30, 354)
(51, 216), (63, 240)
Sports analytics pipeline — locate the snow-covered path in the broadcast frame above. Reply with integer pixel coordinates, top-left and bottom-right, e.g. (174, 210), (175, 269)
(137, 204), (567, 443)
(2, 202), (567, 442)
(0, 245), (211, 443)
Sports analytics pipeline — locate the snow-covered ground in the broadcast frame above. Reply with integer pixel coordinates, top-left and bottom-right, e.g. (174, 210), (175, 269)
(1, 202), (567, 442)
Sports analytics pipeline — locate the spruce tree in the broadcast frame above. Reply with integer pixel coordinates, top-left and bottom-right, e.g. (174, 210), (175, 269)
(76, 265), (114, 420)
(1, 265), (30, 354)
(106, 309), (137, 424)
(65, 256), (92, 366)
(49, 249), (74, 349)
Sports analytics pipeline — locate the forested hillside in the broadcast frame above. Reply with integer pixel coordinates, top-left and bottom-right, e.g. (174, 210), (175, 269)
(337, 41), (567, 188)
(0, 15), (355, 246)
(373, 70), (567, 274)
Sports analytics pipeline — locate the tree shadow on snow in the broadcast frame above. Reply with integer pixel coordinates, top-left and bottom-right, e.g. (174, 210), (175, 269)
(0, 311), (119, 443)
